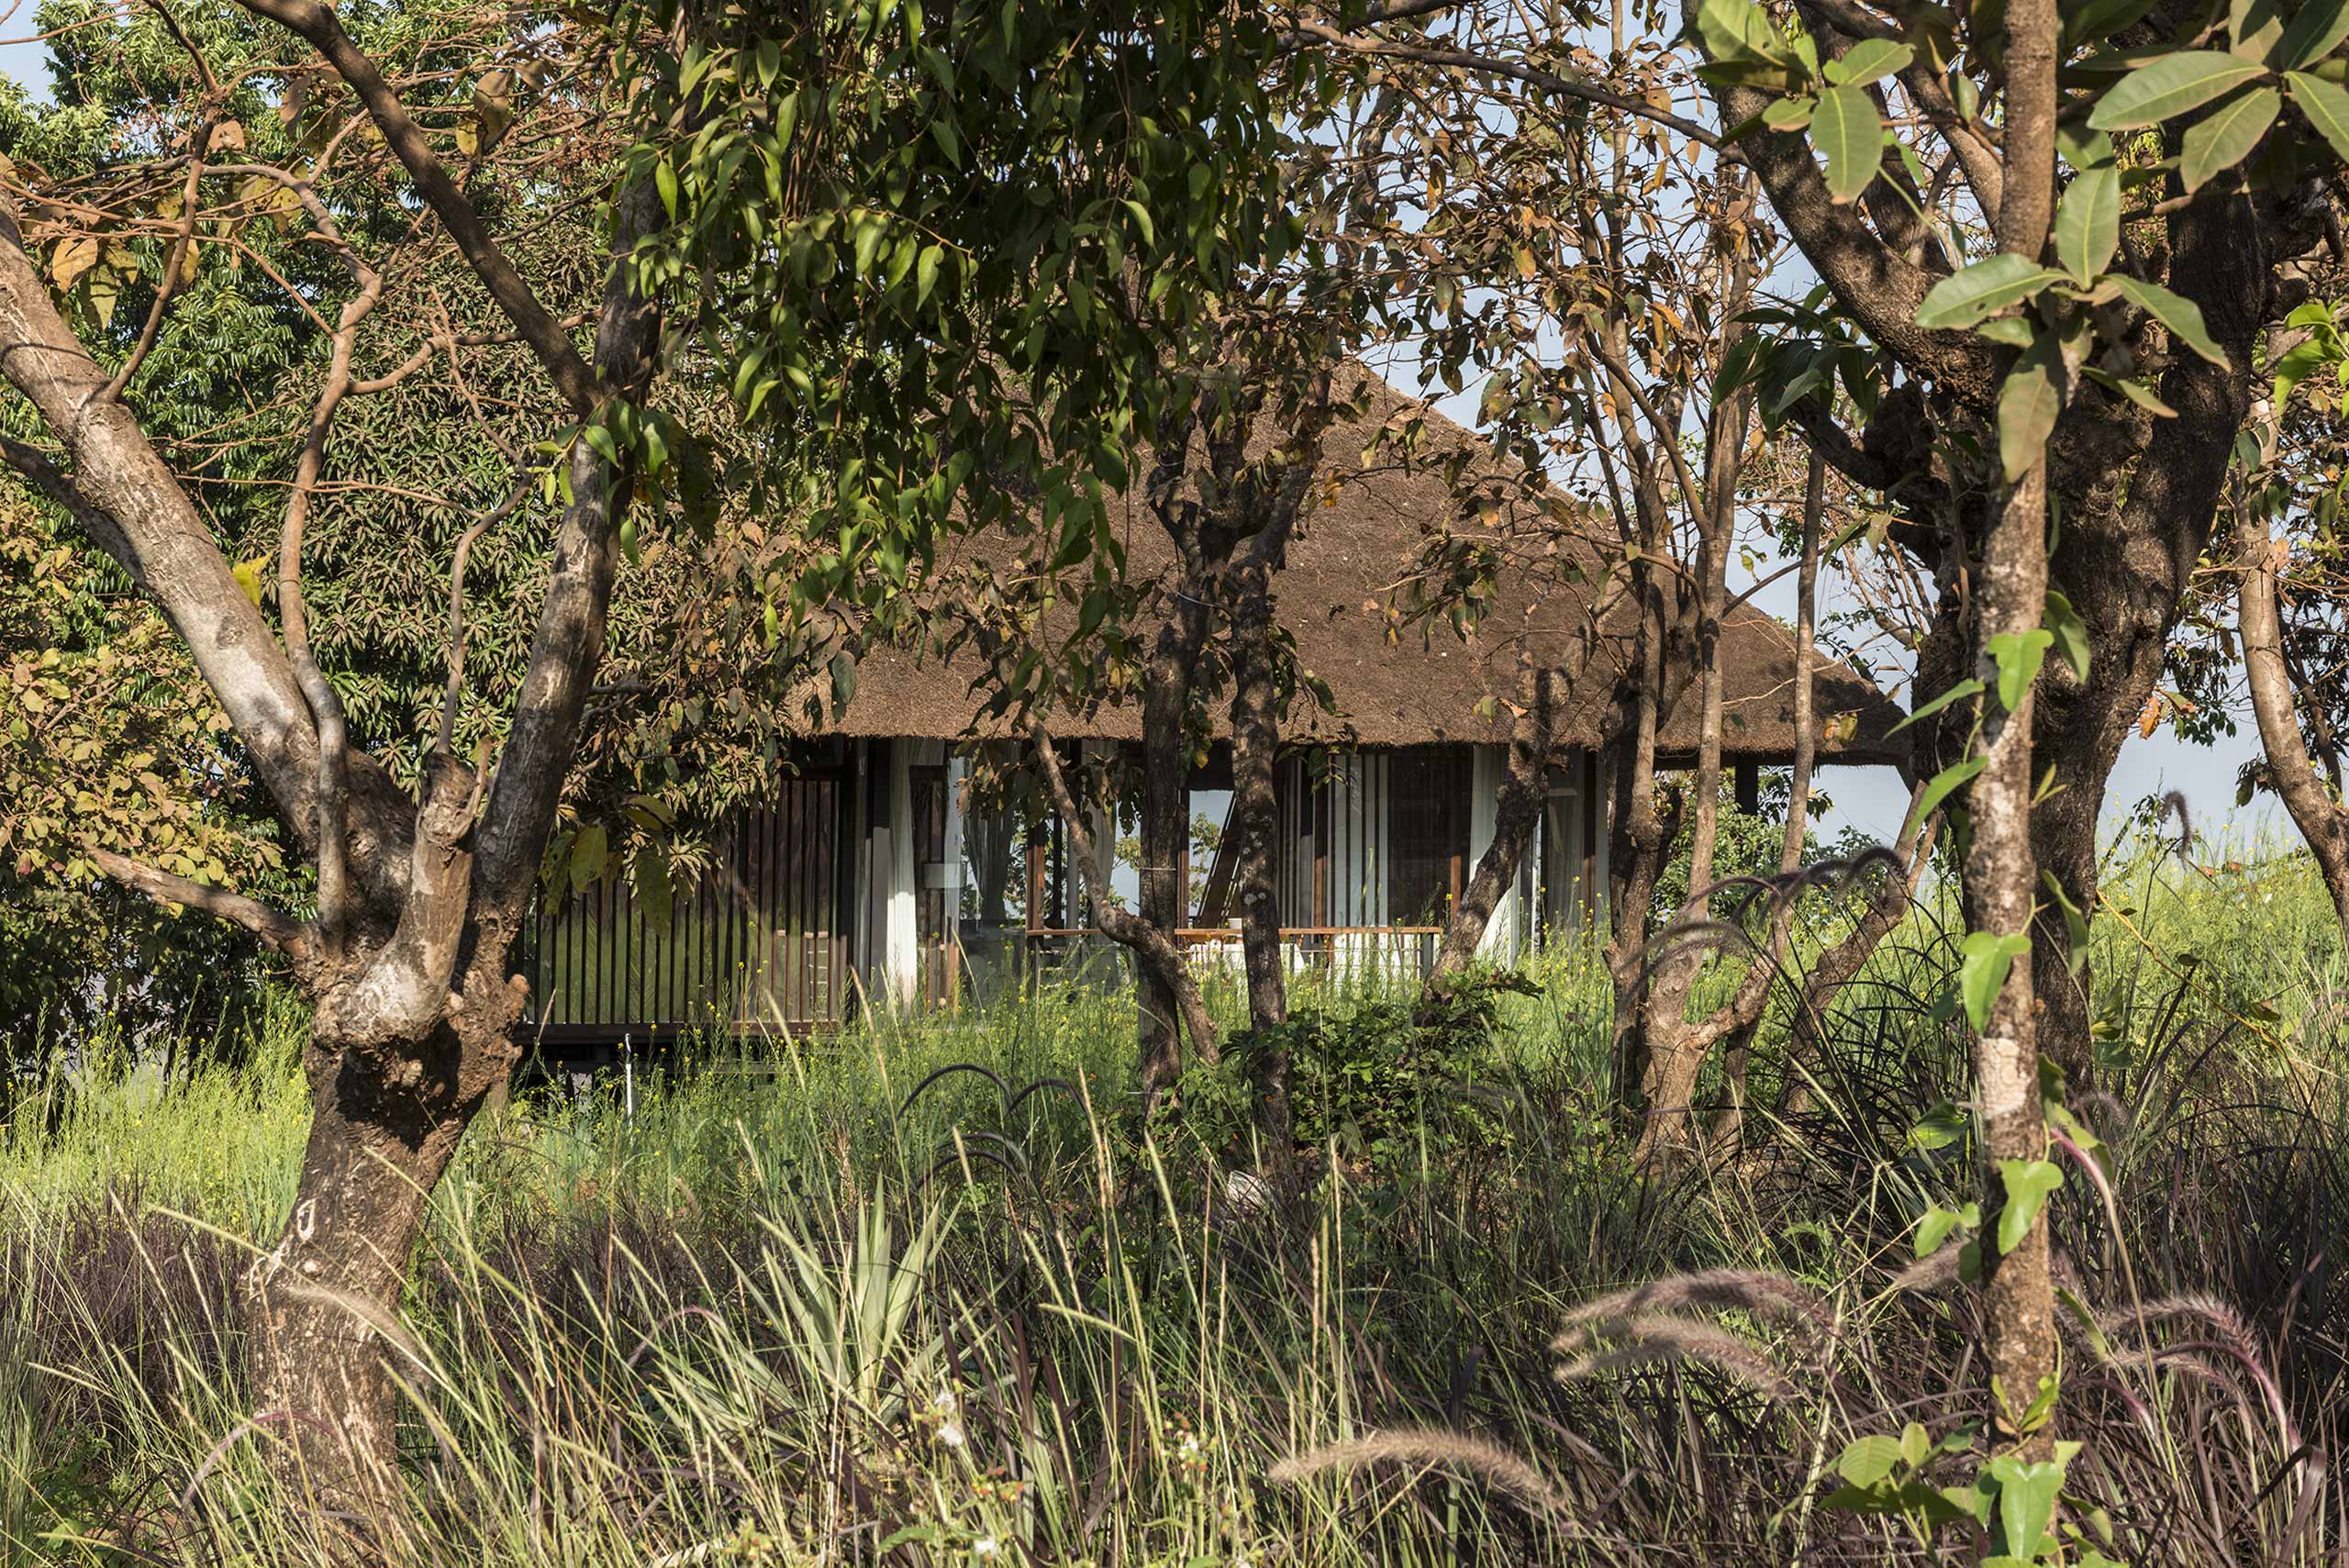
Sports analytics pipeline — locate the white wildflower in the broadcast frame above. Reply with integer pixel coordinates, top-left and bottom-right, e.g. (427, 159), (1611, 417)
(973, 1537), (999, 1558)
(937, 1418), (966, 1449)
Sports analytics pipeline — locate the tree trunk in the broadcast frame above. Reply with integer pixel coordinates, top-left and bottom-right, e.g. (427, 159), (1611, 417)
(1633, 305), (1750, 1166)
(245, 1012), (510, 1500)
(1227, 548), (1291, 1143)
(1137, 588), (1210, 1091)
(1715, 451), (1825, 1151)
(1971, 0), (2061, 1451)
(2239, 514), (2349, 929)
(1029, 724), (1219, 1071)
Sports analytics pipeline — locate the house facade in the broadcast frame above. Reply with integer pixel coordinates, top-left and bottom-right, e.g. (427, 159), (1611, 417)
(517, 373), (1908, 1051)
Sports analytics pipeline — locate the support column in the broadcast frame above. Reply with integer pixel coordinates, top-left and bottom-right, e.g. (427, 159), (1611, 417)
(883, 740), (918, 1007)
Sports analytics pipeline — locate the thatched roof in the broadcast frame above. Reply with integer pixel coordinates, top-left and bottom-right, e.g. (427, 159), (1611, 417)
(812, 371), (1909, 768)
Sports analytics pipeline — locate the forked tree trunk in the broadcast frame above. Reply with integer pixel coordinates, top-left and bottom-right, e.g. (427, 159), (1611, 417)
(1030, 723), (1220, 1068)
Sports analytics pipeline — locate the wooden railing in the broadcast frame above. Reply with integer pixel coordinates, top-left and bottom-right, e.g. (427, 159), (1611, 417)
(1018, 925), (1447, 978)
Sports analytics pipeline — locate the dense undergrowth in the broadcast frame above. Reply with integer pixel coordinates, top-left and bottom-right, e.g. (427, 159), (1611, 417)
(4, 832), (2348, 1564)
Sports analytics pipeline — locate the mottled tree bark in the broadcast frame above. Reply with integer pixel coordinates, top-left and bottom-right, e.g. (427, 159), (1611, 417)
(1969, 0), (2060, 1451)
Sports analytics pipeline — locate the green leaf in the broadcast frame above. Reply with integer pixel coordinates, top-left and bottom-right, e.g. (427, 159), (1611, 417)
(930, 114), (961, 167)
(1889, 677), (1984, 734)
(1916, 254), (2064, 329)
(1915, 1204), (1970, 1256)
(1825, 38), (1915, 84)
(1986, 1451), (2067, 1558)
(1837, 1435), (1905, 1487)
(1997, 342), (2065, 484)
(1122, 198), (1156, 247)
(1909, 1102), (1970, 1151)
(2041, 867), (2093, 973)
(2054, 166), (2121, 282)
(2082, 363), (2179, 416)
(2111, 274), (2232, 366)
(1694, 0), (1793, 66)
(2280, 0), (2349, 70)
(828, 651), (859, 715)
(633, 852), (675, 937)
(2087, 51), (2271, 130)
(2180, 84), (2281, 190)
(2287, 70), (2349, 161)
(1988, 628), (2055, 710)
(915, 243), (944, 307)
(1900, 1423), (1932, 1468)
(1812, 84), (1886, 202)
(2272, 334), (2336, 404)
(1909, 756), (1987, 840)
(2044, 590), (2091, 682)
(655, 157), (679, 222)
(1762, 95), (1816, 129)
(2232, 0), (2286, 62)
(2056, 119), (2119, 170)
(568, 823), (608, 896)
(1958, 930), (2031, 1032)
(230, 556), (268, 607)
(1991, 1159), (2066, 1258)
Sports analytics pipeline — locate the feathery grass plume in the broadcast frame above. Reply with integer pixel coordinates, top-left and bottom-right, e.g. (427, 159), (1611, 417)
(1557, 1267), (1834, 1356)
(2103, 1291), (2297, 1451)
(1552, 1312), (1799, 1400)
(1268, 1429), (1573, 1519)
(1631, 845), (1915, 986)
(1888, 1243), (1963, 1296)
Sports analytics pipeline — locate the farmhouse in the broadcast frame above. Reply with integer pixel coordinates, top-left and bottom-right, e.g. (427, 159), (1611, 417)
(519, 376), (1908, 1051)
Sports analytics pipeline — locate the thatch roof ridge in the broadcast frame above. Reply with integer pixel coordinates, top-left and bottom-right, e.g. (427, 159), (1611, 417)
(809, 368), (1909, 766)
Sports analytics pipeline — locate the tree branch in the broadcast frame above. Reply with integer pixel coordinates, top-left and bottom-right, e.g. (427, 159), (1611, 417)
(464, 172), (668, 921)
(1284, 22), (1723, 149)
(1694, 30), (1996, 401)
(87, 847), (317, 969)
(230, 0), (601, 416)
(0, 206), (413, 908)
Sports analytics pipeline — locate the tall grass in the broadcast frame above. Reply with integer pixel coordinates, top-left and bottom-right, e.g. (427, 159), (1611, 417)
(1, 832), (2345, 1563)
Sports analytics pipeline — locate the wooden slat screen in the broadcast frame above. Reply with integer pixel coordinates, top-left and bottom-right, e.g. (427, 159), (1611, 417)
(523, 774), (848, 1040)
